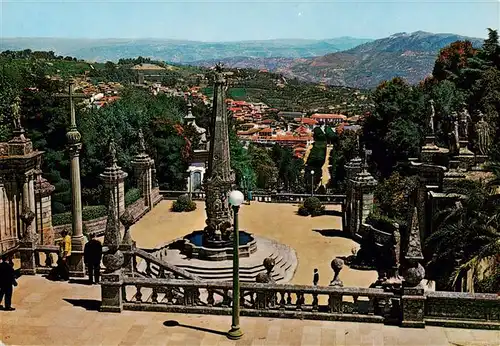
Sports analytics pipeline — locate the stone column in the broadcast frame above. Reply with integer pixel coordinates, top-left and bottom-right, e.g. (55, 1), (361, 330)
(65, 86), (87, 277)
(34, 164), (55, 245)
(101, 139), (128, 232)
(344, 156), (362, 232)
(349, 167), (377, 237)
(132, 133), (153, 209)
(19, 171), (37, 275)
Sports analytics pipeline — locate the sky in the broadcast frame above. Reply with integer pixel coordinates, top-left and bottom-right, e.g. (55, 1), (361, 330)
(1, 0), (499, 41)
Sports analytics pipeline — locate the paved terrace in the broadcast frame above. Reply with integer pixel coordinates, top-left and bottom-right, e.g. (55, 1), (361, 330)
(3, 201), (499, 345)
(130, 201), (378, 287)
(2, 276), (499, 346)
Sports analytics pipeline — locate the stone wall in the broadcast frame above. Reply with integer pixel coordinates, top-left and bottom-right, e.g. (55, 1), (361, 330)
(0, 180), (19, 254)
(52, 195), (156, 239)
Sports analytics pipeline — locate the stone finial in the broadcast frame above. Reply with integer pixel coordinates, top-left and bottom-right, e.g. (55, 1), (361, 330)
(102, 192), (124, 272)
(138, 129), (146, 154)
(107, 138), (118, 167)
(329, 257), (344, 287)
(119, 209), (135, 246)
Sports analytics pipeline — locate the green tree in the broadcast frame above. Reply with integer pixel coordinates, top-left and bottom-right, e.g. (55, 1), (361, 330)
(425, 180), (500, 291)
(248, 145), (278, 190)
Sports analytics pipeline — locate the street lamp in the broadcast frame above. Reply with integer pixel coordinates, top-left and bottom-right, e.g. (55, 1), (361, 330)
(227, 189), (245, 340)
(310, 170), (315, 196)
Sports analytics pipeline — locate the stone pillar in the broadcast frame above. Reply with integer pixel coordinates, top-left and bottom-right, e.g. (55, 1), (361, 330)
(349, 167), (377, 237)
(34, 159), (56, 245)
(101, 139), (128, 232)
(132, 133), (153, 209)
(344, 156), (362, 232)
(19, 172), (37, 275)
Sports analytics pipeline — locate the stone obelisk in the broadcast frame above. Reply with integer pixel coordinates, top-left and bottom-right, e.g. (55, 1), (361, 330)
(203, 64), (235, 242)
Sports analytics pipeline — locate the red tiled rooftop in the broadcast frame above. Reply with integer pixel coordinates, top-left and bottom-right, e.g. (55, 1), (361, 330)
(311, 113), (347, 120)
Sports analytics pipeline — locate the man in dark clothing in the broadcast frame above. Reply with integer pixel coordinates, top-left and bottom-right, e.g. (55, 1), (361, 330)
(313, 268), (319, 286)
(0, 254), (18, 311)
(84, 234), (103, 284)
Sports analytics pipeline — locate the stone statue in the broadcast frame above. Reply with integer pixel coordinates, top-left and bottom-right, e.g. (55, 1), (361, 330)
(428, 99), (435, 135)
(459, 104), (472, 139)
(138, 128), (146, 154)
(11, 96), (22, 130)
(451, 111), (460, 152)
(475, 111), (492, 156)
(107, 138), (117, 166)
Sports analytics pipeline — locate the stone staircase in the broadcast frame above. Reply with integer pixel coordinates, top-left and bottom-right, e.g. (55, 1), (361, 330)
(148, 236), (297, 283)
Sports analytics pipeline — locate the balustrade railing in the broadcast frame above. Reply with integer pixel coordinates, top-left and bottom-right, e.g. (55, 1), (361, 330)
(33, 245), (60, 274)
(121, 277), (394, 323)
(160, 190), (346, 204)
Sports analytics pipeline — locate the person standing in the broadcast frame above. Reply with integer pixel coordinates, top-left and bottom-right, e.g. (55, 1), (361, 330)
(0, 255), (18, 311)
(58, 229), (72, 281)
(84, 234), (102, 284)
(313, 268), (319, 286)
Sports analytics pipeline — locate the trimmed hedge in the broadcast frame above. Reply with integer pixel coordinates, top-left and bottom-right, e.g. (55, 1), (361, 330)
(52, 205), (107, 226)
(298, 197), (325, 217)
(365, 212), (398, 233)
(171, 194), (197, 212)
(125, 188), (141, 207)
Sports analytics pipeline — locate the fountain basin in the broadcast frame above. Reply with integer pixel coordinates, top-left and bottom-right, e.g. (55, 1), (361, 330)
(182, 230), (258, 261)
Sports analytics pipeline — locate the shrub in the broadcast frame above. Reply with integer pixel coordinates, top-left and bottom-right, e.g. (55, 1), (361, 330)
(52, 212), (72, 226)
(52, 205), (107, 226)
(299, 197), (325, 216)
(171, 194), (197, 212)
(125, 188), (141, 206)
(297, 204), (310, 216)
(82, 205), (107, 221)
(52, 201), (66, 214)
(366, 212), (398, 233)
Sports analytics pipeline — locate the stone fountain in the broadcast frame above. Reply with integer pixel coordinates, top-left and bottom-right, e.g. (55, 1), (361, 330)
(153, 65), (297, 282)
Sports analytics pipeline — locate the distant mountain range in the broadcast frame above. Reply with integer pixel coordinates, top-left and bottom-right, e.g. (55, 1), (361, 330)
(1, 32), (484, 88)
(0, 37), (372, 63)
(192, 31), (484, 89)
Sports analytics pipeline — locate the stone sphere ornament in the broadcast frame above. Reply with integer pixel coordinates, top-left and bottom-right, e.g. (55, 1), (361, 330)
(403, 262), (425, 287)
(330, 257), (344, 287)
(103, 250), (125, 273)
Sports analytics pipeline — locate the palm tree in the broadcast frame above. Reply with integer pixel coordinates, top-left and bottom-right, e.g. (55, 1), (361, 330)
(425, 179), (500, 292)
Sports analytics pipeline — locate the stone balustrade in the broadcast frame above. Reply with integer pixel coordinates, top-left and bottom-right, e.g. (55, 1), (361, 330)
(33, 245), (60, 275)
(160, 190), (346, 205)
(121, 277), (395, 324)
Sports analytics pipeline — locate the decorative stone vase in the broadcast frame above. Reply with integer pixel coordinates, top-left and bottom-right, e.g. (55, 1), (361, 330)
(330, 257), (344, 287)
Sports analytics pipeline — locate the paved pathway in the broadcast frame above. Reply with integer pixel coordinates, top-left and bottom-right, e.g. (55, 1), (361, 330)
(1, 276), (499, 346)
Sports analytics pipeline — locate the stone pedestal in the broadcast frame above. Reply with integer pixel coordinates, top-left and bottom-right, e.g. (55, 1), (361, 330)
(457, 140), (474, 171)
(401, 285), (426, 328)
(19, 240), (36, 275)
(100, 272), (124, 312)
(69, 235), (86, 277)
(132, 154), (153, 209)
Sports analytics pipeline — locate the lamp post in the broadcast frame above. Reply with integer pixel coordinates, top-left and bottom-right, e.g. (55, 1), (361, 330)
(310, 170), (315, 196)
(227, 189), (245, 340)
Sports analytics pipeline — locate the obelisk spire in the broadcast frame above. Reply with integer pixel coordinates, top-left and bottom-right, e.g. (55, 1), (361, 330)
(203, 64), (235, 241)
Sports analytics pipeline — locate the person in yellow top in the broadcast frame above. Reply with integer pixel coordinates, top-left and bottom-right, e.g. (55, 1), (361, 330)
(57, 229), (72, 281)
